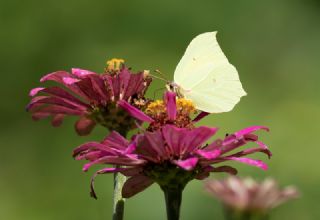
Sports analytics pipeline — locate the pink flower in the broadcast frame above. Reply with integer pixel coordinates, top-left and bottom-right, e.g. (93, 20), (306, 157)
(73, 124), (270, 198)
(27, 60), (152, 135)
(119, 91), (201, 131)
(205, 176), (299, 215)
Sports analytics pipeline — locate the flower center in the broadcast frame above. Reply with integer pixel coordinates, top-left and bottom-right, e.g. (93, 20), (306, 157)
(106, 58), (125, 71)
(176, 99), (196, 115)
(145, 100), (166, 116)
(146, 98), (196, 117)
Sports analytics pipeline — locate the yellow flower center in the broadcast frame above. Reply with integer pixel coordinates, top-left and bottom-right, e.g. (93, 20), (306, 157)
(106, 58), (125, 71)
(146, 98), (196, 117)
(146, 100), (166, 116)
(176, 99), (196, 114)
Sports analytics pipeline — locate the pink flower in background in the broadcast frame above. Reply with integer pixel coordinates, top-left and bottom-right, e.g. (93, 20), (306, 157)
(205, 176), (299, 216)
(73, 124), (270, 198)
(27, 59), (152, 135)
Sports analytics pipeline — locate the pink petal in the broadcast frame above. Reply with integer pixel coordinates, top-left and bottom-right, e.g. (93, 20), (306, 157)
(225, 157), (268, 170)
(73, 141), (116, 158)
(63, 77), (81, 85)
(29, 87), (45, 96)
(173, 157), (198, 170)
(193, 111), (210, 122)
(82, 156), (145, 171)
(196, 149), (221, 159)
(164, 91), (176, 121)
(51, 114), (64, 127)
(235, 126), (269, 138)
(102, 131), (129, 150)
(71, 68), (96, 77)
(117, 100), (154, 123)
(75, 117), (96, 136)
(122, 175), (154, 198)
(32, 86), (89, 108)
(162, 125), (218, 155)
(40, 71), (70, 83)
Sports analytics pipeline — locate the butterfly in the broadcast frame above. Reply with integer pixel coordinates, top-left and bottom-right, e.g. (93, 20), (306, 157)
(168, 31), (247, 113)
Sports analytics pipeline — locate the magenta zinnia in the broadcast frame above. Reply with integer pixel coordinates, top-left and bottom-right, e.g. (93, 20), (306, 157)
(73, 123), (270, 198)
(27, 59), (152, 136)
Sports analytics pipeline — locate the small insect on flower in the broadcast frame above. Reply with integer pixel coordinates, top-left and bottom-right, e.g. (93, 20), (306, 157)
(26, 58), (153, 136)
(168, 31), (247, 113)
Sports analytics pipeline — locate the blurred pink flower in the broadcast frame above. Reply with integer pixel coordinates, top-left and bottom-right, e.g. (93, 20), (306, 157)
(205, 176), (299, 214)
(27, 62), (152, 135)
(73, 124), (270, 198)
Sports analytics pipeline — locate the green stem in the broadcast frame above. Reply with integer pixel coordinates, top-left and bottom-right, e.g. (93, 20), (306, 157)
(162, 187), (183, 220)
(112, 130), (128, 220)
(113, 171), (126, 220)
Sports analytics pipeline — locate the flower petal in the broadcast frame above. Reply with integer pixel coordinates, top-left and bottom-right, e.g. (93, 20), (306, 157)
(164, 91), (176, 121)
(122, 175), (154, 198)
(196, 149), (221, 159)
(90, 167), (128, 199)
(162, 125), (218, 155)
(173, 157), (198, 171)
(51, 114), (65, 127)
(118, 100), (154, 122)
(193, 111), (210, 122)
(224, 157), (268, 170)
(235, 126), (269, 138)
(75, 117), (96, 136)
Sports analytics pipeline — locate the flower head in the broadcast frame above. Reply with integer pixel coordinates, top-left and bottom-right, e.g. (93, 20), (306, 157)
(119, 91), (202, 131)
(27, 59), (153, 135)
(205, 176), (299, 216)
(73, 124), (271, 198)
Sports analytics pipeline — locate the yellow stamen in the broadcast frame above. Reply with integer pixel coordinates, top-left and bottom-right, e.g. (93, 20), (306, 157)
(146, 98), (196, 117)
(176, 98), (196, 114)
(146, 100), (166, 116)
(106, 58), (125, 71)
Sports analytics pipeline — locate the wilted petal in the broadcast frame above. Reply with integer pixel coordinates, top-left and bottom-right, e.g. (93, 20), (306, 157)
(122, 175), (154, 198)
(90, 167), (128, 199)
(193, 111), (209, 122)
(75, 117), (96, 136)
(51, 114), (65, 127)
(211, 166), (238, 175)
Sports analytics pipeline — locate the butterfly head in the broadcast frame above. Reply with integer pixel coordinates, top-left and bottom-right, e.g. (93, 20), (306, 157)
(166, 82), (184, 98)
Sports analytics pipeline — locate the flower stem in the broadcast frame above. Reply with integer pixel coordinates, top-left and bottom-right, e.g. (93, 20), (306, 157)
(112, 130), (128, 220)
(112, 171), (126, 220)
(162, 187), (183, 220)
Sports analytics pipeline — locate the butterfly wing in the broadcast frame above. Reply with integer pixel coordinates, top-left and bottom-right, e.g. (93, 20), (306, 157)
(173, 31), (246, 113)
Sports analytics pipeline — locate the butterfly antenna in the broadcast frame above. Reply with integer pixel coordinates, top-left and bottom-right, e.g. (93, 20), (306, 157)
(147, 73), (169, 82)
(154, 69), (169, 81)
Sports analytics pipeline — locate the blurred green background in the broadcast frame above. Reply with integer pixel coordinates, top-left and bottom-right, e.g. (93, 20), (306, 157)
(1, 0), (319, 219)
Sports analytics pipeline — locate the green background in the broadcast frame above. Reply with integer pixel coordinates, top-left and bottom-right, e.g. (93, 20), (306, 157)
(1, 0), (319, 219)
